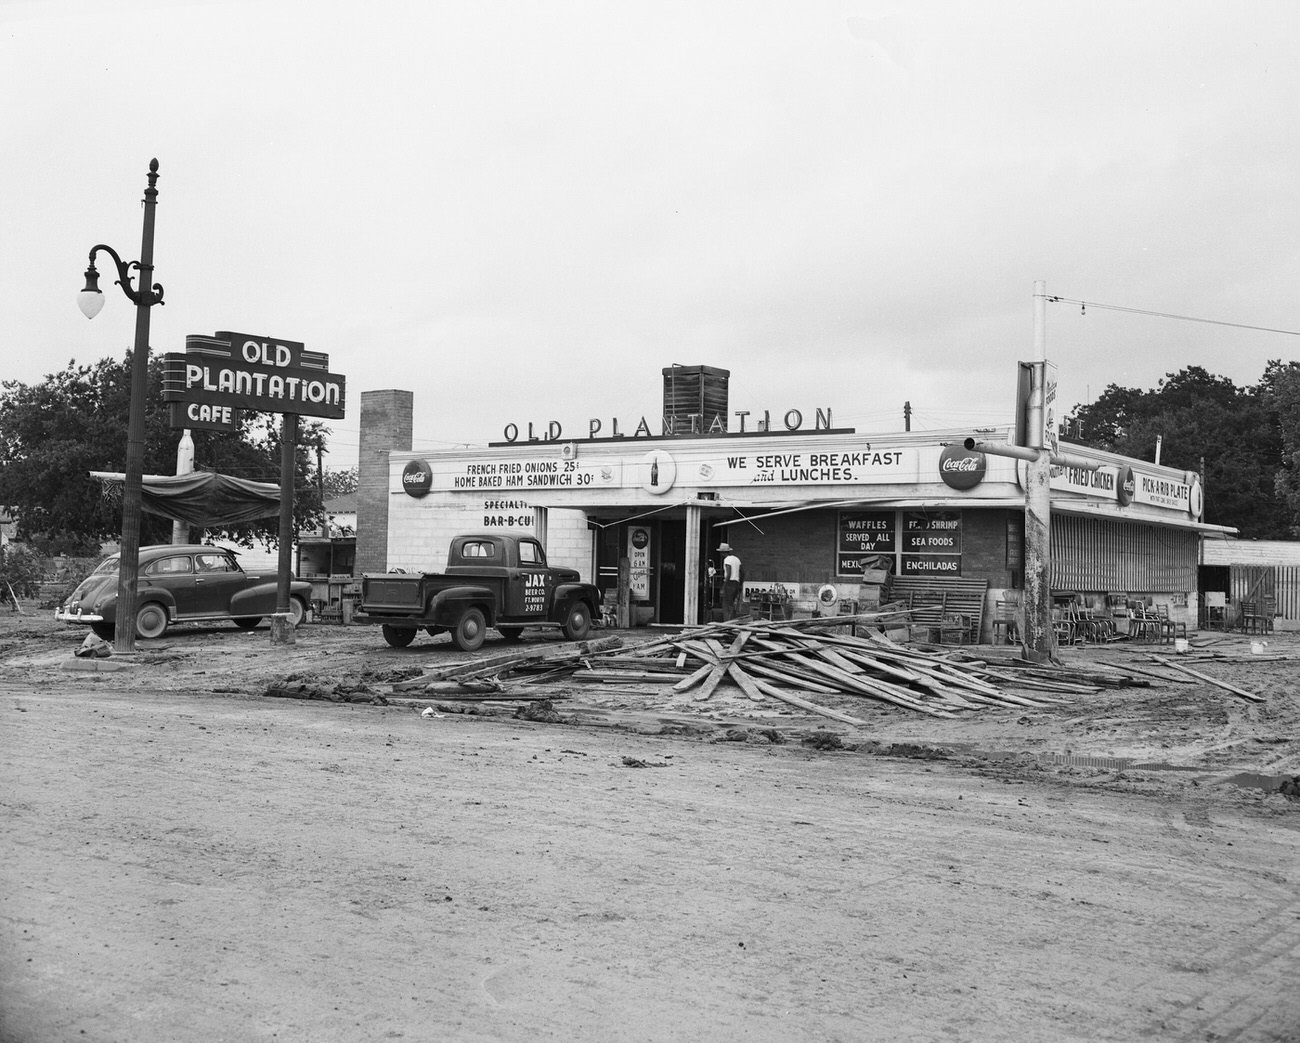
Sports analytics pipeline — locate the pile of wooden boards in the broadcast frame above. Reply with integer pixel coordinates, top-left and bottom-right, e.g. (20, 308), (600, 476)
(392, 614), (1144, 725)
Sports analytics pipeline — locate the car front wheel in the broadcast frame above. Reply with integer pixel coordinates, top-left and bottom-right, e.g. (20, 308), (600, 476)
(562, 602), (591, 642)
(287, 597), (306, 628)
(136, 602), (169, 640)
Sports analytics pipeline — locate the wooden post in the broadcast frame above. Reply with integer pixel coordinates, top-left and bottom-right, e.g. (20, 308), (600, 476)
(1021, 281), (1058, 663)
(271, 412), (298, 645)
(616, 557), (631, 629)
(684, 503), (702, 625)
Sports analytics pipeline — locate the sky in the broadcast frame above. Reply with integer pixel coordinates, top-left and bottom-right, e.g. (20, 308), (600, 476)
(3, 0), (1298, 474)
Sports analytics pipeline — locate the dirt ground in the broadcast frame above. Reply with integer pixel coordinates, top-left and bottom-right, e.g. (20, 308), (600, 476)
(2, 606), (1298, 1042)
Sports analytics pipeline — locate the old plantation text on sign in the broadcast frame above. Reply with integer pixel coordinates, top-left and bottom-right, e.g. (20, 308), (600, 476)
(161, 332), (346, 420)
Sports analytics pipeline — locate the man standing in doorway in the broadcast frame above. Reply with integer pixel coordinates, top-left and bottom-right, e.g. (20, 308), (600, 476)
(718, 542), (742, 620)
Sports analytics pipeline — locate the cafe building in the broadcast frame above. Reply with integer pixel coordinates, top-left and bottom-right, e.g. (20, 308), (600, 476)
(355, 367), (1231, 639)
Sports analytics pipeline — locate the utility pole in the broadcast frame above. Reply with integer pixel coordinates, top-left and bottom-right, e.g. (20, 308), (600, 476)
(903, 401), (911, 431)
(315, 438), (326, 524)
(1021, 280), (1056, 663)
(272, 413), (298, 645)
(962, 284), (1099, 661)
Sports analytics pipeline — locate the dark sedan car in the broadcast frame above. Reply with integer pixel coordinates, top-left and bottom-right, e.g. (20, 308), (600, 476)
(55, 544), (311, 640)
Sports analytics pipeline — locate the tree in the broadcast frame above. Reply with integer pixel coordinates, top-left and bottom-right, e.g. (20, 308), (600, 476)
(1064, 364), (1294, 539)
(322, 467), (358, 499)
(1261, 359), (1300, 538)
(0, 356), (334, 550)
(0, 544), (44, 603)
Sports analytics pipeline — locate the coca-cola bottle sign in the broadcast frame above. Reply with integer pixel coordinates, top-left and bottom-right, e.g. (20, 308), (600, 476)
(938, 445), (986, 490)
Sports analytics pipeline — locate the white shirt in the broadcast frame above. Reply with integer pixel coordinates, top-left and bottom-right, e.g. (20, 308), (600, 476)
(723, 553), (741, 583)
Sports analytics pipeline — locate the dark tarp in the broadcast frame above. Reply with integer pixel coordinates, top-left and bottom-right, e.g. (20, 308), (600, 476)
(93, 471), (281, 526)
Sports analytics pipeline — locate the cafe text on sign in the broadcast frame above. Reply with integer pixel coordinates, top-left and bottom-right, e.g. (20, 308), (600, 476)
(167, 400), (240, 432)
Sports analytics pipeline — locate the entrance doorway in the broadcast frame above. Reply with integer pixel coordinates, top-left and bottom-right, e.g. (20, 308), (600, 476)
(659, 520), (685, 624)
(593, 520), (689, 626)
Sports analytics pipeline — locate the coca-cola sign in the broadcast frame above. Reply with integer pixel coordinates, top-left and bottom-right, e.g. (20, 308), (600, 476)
(938, 445), (986, 490)
(401, 459), (433, 498)
(1116, 464), (1136, 506)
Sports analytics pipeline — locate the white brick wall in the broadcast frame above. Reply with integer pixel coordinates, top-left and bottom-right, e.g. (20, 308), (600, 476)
(381, 454), (595, 579)
(544, 509), (594, 578)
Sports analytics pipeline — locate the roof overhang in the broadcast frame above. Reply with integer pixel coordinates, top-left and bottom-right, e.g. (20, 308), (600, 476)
(1049, 498), (1238, 535)
(711, 495), (1239, 536)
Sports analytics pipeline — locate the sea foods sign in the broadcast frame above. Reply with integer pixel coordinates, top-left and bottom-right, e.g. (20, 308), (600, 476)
(162, 332), (346, 420)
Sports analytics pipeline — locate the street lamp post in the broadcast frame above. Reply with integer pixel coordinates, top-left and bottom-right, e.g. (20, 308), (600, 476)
(77, 158), (164, 654)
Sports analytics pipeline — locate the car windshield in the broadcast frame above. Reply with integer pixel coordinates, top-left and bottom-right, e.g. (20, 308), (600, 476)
(91, 556), (121, 576)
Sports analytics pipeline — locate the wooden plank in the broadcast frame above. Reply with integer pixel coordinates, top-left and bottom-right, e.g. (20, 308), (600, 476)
(779, 651), (953, 717)
(579, 654), (691, 671)
(692, 632), (750, 701)
(742, 659), (843, 695)
(1070, 659), (1189, 684)
(393, 647), (551, 687)
(824, 646), (927, 685)
(670, 662), (717, 693)
(571, 669), (685, 683)
(1158, 660), (1265, 702)
(726, 663), (769, 702)
(746, 677), (873, 728)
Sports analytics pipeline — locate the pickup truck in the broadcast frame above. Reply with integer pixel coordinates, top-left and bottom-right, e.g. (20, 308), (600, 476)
(356, 533), (601, 651)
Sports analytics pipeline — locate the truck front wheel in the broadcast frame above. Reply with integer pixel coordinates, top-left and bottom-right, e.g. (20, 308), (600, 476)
(452, 608), (487, 652)
(382, 625), (416, 648)
(562, 602), (592, 642)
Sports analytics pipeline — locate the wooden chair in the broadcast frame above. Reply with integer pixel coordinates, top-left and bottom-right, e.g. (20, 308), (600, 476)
(1241, 599), (1274, 634)
(1154, 604), (1186, 643)
(1240, 601), (1262, 633)
(991, 600), (1019, 645)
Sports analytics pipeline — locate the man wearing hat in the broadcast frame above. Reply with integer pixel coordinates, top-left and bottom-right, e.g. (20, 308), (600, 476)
(718, 542), (742, 620)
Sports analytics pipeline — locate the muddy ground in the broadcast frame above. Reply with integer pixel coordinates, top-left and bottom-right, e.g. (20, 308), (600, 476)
(1, 607), (1298, 1042)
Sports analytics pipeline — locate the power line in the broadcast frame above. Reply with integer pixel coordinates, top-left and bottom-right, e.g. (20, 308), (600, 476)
(1045, 296), (1300, 337)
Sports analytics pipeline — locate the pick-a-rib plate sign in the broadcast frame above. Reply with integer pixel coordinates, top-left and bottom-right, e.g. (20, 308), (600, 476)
(162, 332), (346, 420)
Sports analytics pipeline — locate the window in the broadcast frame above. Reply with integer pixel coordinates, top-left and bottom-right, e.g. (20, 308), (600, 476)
(518, 541), (543, 565)
(195, 553), (236, 573)
(461, 542), (495, 559)
(147, 556), (192, 576)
